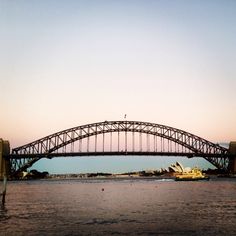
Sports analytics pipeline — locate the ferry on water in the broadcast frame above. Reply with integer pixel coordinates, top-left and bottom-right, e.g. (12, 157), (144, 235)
(175, 168), (210, 181)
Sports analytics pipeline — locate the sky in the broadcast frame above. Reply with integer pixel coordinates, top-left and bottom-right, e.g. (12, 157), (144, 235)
(1, 0), (236, 173)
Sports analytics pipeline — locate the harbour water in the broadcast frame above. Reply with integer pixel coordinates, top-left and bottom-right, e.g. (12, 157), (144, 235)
(1, 177), (236, 235)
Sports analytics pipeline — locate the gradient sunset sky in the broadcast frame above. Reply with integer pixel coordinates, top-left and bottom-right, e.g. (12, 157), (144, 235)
(1, 1), (235, 173)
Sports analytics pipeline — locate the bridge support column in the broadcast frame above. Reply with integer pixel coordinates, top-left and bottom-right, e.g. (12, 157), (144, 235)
(228, 141), (236, 174)
(0, 139), (10, 180)
(0, 139), (10, 205)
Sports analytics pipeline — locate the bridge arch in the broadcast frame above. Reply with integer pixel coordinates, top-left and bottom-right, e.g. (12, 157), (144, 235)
(10, 121), (229, 174)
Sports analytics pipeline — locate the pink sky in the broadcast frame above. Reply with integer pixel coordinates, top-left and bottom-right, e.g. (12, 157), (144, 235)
(1, 0), (236, 149)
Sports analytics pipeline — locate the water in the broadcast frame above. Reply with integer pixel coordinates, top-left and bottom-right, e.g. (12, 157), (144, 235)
(1, 177), (236, 236)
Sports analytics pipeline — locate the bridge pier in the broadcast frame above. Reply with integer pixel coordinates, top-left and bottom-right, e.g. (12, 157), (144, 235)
(0, 139), (10, 205)
(228, 142), (236, 174)
(0, 139), (10, 180)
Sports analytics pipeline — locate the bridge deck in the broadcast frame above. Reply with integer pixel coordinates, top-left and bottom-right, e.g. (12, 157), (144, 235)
(6, 151), (229, 159)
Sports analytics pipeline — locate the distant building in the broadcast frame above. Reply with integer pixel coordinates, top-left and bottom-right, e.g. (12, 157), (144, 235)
(168, 162), (191, 176)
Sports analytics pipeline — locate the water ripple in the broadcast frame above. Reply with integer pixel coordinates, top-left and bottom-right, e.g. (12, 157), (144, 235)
(1, 178), (236, 235)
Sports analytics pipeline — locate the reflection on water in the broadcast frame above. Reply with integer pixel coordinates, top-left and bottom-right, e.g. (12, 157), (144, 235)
(1, 178), (236, 235)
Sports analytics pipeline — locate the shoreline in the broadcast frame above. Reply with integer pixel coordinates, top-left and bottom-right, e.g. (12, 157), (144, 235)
(12, 167), (236, 181)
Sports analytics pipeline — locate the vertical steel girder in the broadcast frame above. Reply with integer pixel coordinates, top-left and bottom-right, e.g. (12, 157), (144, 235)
(11, 121), (229, 174)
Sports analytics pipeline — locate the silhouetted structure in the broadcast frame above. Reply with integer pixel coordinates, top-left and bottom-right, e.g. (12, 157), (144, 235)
(1, 121), (236, 178)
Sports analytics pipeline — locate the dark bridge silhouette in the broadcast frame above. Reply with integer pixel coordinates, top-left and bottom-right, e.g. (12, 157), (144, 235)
(8, 120), (235, 175)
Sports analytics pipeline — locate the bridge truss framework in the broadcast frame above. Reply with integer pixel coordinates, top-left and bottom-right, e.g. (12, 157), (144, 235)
(9, 121), (231, 175)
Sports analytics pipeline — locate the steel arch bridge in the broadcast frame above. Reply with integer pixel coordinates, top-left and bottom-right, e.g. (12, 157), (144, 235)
(9, 120), (230, 175)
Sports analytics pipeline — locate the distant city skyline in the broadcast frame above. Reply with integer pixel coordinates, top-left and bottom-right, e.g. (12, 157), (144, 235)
(31, 156), (216, 174)
(1, 0), (236, 173)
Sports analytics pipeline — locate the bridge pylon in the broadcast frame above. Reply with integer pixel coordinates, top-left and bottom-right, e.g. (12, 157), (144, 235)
(0, 139), (10, 180)
(228, 142), (236, 173)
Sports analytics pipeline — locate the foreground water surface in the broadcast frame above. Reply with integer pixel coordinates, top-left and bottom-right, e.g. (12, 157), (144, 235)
(1, 177), (236, 236)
